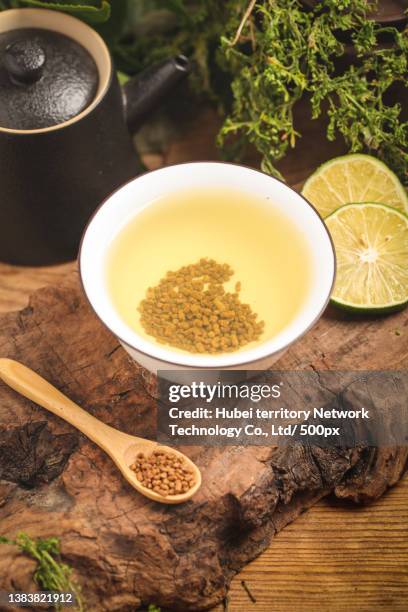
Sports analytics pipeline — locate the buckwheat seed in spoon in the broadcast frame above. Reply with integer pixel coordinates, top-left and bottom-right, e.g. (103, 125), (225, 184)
(0, 358), (201, 505)
(130, 450), (196, 497)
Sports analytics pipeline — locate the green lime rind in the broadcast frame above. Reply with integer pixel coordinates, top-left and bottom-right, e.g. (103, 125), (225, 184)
(325, 202), (408, 313)
(330, 295), (408, 314)
(326, 200), (408, 221)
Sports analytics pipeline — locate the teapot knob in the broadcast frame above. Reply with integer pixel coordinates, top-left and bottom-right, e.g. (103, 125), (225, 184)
(4, 39), (46, 85)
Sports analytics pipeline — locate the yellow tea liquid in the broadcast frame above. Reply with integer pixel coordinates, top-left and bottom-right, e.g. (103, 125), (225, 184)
(106, 187), (312, 353)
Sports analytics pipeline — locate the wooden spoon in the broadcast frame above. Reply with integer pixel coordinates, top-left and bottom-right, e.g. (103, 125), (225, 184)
(0, 358), (201, 504)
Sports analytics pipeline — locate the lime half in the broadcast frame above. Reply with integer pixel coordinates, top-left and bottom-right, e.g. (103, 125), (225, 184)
(302, 154), (408, 218)
(326, 203), (408, 312)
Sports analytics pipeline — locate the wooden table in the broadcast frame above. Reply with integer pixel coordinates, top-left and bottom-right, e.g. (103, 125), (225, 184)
(0, 109), (407, 611)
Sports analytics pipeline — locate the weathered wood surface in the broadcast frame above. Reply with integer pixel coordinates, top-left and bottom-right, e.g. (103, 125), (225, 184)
(0, 273), (406, 611)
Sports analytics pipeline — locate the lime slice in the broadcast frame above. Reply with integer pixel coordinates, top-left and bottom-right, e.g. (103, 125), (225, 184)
(302, 154), (408, 218)
(326, 203), (408, 312)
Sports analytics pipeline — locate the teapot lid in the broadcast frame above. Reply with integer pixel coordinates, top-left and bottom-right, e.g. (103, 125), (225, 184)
(0, 27), (99, 131)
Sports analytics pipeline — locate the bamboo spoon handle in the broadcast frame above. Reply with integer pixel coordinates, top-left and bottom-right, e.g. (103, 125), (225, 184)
(0, 358), (123, 449)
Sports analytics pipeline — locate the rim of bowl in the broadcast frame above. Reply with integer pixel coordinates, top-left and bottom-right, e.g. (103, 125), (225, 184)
(79, 161), (336, 369)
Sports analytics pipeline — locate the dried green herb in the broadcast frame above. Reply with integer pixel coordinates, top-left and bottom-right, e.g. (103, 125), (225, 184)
(218, 0), (408, 182)
(240, 578), (257, 603)
(113, 1), (408, 185)
(0, 0), (110, 23)
(0, 532), (84, 611)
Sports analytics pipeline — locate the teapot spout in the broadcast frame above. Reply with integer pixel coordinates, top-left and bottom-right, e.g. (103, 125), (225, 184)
(123, 55), (190, 133)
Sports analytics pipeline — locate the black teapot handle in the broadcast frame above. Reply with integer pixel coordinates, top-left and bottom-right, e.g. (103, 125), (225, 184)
(123, 55), (190, 133)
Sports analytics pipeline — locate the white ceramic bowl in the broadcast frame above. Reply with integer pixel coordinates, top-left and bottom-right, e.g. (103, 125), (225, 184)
(79, 162), (335, 374)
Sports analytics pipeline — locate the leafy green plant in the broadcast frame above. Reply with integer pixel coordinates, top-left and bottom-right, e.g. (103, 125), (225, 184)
(0, 532), (84, 611)
(0, 0), (110, 23)
(113, 1), (408, 184)
(218, 0), (407, 181)
(111, 1), (233, 96)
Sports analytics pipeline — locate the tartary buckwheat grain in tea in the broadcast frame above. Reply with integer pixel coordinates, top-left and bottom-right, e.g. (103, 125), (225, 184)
(138, 258), (264, 352)
(106, 187), (312, 352)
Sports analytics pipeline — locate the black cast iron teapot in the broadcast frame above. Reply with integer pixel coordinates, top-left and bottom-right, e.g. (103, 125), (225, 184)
(0, 8), (189, 265)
